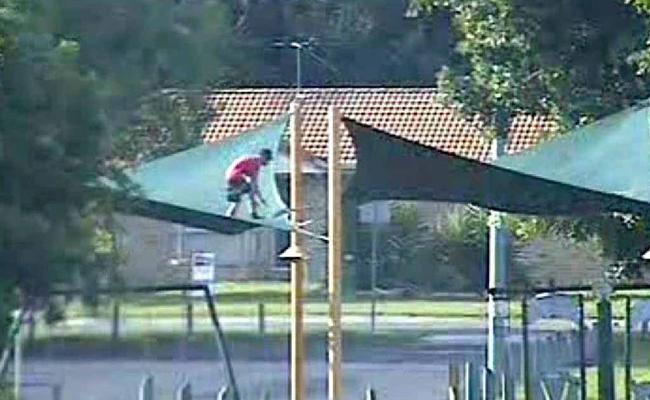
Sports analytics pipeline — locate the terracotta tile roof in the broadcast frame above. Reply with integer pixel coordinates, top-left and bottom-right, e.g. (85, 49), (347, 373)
(203, 87), (557, 165)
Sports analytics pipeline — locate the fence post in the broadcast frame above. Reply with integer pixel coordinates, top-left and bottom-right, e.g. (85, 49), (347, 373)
(217, 385), (229, 400)
(258, 303), (265, 335)
(139, 375), (154, 400)
(111, 301), (120, 342)
(597, 294), (615, 400)
(52, 384), (62, 400)
(522, 295), (531, 400)
(625, 296), (632, 400)
(186, 302), (193, 337)
(464, 362), (479, 400)
(176, 380), (191, 400)
(578, 294), (586, 400)
(482, 367), (494, 400)
(14, 310), (22, 400)
(450, 363), (462, 400)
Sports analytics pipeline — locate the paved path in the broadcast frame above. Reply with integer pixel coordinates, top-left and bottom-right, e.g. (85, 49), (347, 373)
(22, 359), (450, 400)
(39, 315), (484, 337)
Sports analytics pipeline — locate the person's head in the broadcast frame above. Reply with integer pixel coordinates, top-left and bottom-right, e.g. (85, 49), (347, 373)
(259, 148), (273, 165)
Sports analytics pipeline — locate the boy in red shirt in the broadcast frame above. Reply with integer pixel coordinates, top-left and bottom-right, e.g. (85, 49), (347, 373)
(225, 148), (273, 219)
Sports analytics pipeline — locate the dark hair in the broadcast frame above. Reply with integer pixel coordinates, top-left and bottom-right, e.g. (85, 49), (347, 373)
(260, 148), (273, 161)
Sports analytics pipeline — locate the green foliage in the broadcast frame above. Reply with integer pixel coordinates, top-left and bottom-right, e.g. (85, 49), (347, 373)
(420, 0), (650, 278)
(236, 0), (452, 85)
(421, 0), (650, 132)
(384, 204), (433, 286)
(107, 90), (208, 168)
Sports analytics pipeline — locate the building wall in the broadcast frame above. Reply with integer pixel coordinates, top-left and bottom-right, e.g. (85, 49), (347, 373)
(116, 214), (277, 285)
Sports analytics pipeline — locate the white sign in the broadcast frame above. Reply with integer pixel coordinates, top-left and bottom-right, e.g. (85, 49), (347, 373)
(358, 201), (391, 224)
(191, 252), (215, 282)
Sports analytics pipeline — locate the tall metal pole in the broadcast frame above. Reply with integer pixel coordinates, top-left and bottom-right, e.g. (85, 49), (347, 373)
(289, 101), (307, 400)
(296, 45), (302, 94)
(328, 106), (343, 400)
(487, 137), (510, 399)
(578, 294), (587, 400)
(370, 202), (379, 333)
(597, 290), (615, 400)
(521, 295), (531, 400)
(625, 296), (632, 400)
(13, 310), (22, 400)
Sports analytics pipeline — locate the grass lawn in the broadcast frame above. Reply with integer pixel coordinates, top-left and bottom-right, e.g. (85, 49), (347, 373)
(60, 281), (488, 319)
(584, 366), (650, 400)
(65, 299), (487, 319)
(52, 281), (650, 336)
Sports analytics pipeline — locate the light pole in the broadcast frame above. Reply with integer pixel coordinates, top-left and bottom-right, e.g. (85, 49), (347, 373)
(273, 39), (314, 95)
(487, 109), (512, 400)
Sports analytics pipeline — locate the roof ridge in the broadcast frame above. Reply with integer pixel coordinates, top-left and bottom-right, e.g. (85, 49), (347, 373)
(209, 87), (439, 94)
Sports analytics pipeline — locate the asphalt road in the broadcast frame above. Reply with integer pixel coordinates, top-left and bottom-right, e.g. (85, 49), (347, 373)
(21, 359), (450, 400)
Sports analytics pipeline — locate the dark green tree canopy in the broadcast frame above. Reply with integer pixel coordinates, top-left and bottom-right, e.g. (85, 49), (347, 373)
(421, 0), (650, 133)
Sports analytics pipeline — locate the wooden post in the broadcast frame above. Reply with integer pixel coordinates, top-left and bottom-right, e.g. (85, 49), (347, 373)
(328, 106), (343, 400)
(280, 100), (307, 400)
(186, 302), (193, 337)
(111, 301), (120, 342)
(258, 303), (266, 335)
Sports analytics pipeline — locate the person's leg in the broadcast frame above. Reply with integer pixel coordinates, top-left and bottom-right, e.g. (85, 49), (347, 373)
(226, 184), (243, 217)
(226, 201), (240, 217)
(247, 192), (261, 219)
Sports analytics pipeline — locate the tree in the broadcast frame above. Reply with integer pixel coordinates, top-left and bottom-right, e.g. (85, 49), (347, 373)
(0, 0), (248, 343)
(40, 0), (250, 165)
(420, 0), (650, 278)
(0, 0), (112, 339)
(420, 0), (650, 132)
(234, 0), (454, 86)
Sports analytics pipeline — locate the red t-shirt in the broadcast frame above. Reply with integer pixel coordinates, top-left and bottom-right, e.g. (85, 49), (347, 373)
(227, 156), (264, 185)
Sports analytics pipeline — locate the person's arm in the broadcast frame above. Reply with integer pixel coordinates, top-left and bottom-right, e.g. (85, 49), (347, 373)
(250, 176), (266, 205)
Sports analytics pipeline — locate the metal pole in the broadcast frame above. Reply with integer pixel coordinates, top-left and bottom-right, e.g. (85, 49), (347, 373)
(186, 302), (193, 337)
(258, 303), (266, 335)
(14, 310), (22, 400)
(370, 203), (379, 333)
(176, 380), (191, 400)
(139, 375), (154, 400)
(296, 46), (302, 93)
(328, 105), (343, 400)
(522, 295), (531, 400)
(578, 294), (587, 400)
(625, 296), (632, 400)
(204, 289), (241, 400)
(487, 137), (509, 399)
(112, 301), (120, 342)
(597, 293), (615, 400)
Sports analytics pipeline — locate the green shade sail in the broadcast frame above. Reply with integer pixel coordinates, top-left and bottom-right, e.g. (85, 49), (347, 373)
(347, 103), (650, 216)
(121, 116), (291, 234)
